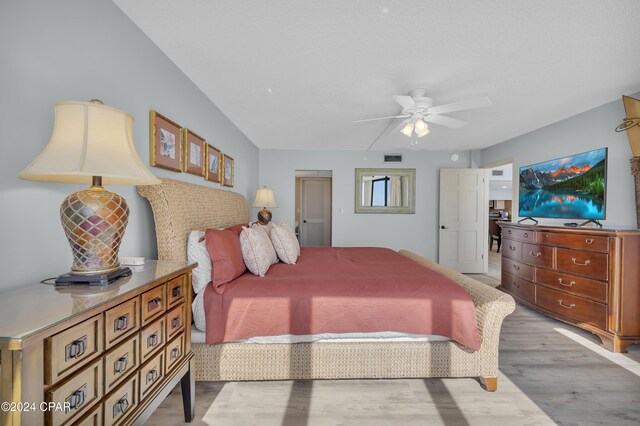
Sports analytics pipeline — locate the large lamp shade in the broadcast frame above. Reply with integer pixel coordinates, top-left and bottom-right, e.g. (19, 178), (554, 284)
(252, 186), (278, 225)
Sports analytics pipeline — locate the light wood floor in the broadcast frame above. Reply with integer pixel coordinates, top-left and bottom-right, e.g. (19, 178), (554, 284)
(147, 250), (640, 425)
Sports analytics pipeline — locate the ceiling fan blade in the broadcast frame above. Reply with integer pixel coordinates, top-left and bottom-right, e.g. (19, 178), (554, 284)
(424, 114), (467, 129)
(427, 96), (492, 115)
(352, 115), (409, 123)
(392, 95), (416, 110)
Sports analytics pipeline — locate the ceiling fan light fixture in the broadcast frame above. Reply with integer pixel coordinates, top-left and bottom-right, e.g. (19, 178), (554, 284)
(414, 119), (430, 137)
(400, 122), (414, 137)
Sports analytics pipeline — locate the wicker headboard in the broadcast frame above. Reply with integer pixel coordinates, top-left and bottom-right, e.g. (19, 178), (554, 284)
(137, 178), (250, 261)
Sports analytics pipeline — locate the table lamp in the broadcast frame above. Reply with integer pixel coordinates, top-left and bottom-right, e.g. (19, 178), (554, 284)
(252, 186), (278, 225)
(18, 100), (161, 285)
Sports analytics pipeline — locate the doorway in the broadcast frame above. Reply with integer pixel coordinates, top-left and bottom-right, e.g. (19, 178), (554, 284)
(295, 170), (332, 247)
(485, 162), (514, 284)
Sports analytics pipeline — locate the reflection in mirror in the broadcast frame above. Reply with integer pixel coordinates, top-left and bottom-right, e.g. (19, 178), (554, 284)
(355, 168), (416, 214)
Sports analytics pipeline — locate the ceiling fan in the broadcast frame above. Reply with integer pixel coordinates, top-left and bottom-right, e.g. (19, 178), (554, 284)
(354, 88), (492, 146)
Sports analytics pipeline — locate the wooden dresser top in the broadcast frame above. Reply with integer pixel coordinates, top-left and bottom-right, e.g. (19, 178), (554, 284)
(0, 260), (195, 344)
(498, 221), (640, 236)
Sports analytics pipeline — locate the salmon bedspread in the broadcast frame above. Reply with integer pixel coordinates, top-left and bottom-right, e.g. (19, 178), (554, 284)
(203, 247), (482, 350)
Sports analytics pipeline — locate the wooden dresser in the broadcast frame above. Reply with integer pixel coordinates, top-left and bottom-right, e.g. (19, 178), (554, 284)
(0, 261), (196, 426)
(499, 223), (640, 352)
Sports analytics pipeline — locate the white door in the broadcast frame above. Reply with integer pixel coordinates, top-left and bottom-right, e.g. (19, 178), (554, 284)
(300, 178), (332, 246)
(439, 169), (489, 273)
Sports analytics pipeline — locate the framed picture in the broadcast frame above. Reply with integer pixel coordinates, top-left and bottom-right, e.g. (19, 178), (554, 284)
(182, 128), (206, 176)
(205, 144), (221, 183)
(150, 111), (182, 172)
(222, 154), (234, 187)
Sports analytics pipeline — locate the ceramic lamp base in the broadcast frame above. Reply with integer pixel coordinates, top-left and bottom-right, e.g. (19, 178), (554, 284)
(60, 185), (129, 275)
(257, 208), (273, 225)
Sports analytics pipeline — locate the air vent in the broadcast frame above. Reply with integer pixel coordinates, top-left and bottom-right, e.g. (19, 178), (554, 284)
(383, 154), (403, 163)
(492, 170), (504, 176)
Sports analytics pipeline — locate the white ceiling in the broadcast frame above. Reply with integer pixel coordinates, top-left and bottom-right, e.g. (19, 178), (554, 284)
(114, 0), (640, 151)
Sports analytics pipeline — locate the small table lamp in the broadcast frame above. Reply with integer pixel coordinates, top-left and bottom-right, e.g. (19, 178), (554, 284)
(252, 186), (278, 225)
(18, 100), (161, 285)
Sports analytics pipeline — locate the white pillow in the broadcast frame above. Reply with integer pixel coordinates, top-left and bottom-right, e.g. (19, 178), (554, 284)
(239, 226), (277, 276)
(192, 291), (206, 332)
(187, 230), (210, 293)
(269, 223), (300, 264)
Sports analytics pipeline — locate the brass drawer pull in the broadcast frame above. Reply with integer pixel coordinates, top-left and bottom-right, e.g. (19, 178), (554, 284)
(114, 353), (128, 374)
(148, 297), (162, 311)
(114, 314), (129, 332)
(507, 229), (512, 235)
(113, 394), (130, 418)
(65, 335), (87, 361)
(171, 316), (181, 328)
(585, 238), (594, 244)
(509, 245), (516, 251)
(172, 286), (182, 298)
(147, 332), (159, 348)
(512, 281), (520, 289)
(65, 384), (87, 412)
(170, 347), (180, 360)
(512, 264), (520, 271)
(529, 251), (541, 257)
(523, 232), (529, 238)
(558, 300), (576, 309)
(571, 258), (591, 266)
(146, 368), (159, 385)
(557, 278), (575, 287)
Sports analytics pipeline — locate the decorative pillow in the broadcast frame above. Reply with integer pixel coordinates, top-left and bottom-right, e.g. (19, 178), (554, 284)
(187, 230), (210, 293)
(192, 291), (206, 332)
(239, 226), (277, 276)
(269, 223), (300, 264)
(204, 228), (246, 293)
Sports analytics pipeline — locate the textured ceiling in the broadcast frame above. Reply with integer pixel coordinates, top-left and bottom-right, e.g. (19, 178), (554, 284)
(114, 0), (640, 151)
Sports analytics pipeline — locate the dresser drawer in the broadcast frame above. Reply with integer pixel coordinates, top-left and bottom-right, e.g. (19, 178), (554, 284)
(140, 316), (166, 363)
(538, 232), (608, 253)
(165, 333), (185, 374)
(104, 334), (139, 394)
(536, 269), (607, 302)
(141, 284), (166, 326)
(502, 239), (522, 261)
(45, 358), (103, 426)
(522, 243), (554, 268)
(166, 304), (185, 340)
(139, 350), (165, 401)
(45, 315), (104, 385)
(536, 286), (607, 329)
(167, 275), (186, 308)
(501, 257), (534, 282)
(556, 248), (608, 280)
(105, 298), (139, 350)
(502, 227), (536, 243)
(501, 272), (535, 304)
(103, 374), (138, 426)
(75, 403), (102, 426)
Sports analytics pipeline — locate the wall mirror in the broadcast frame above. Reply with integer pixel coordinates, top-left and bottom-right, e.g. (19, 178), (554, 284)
(355, 168), (416, 214)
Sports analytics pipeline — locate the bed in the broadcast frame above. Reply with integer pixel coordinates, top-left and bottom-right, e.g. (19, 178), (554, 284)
(138, 178), (515, 391)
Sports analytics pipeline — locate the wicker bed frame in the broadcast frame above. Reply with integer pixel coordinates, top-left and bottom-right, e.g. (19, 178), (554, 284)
(138, 178), (515, 391)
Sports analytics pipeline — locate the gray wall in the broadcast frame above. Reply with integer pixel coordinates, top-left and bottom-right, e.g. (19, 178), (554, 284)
(0, 0), (259, 290)
(259, 150), (469, 260)
(481, 94), (640, 228)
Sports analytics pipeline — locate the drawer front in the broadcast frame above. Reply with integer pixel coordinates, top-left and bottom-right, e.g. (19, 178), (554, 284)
(140, 317), (165, 363)
(167, 275), (186, 308)
(75, 403), (103, 426)
(141, 284), (166, 326)
(556, 248), (608, 280)
(538, 232), (608, 253)
(536, 269), (607, 302)
(165, 333), (185, 374)
(501, 257), (534, 282)
(45, 358), (103, 426)
(103, 374), (138, 426)
(502, 239), (522, 261)
(166, 304), (185, 340)
(522, 243), (554, 268)
(502, 227), (536, 243)
(536, 286), (607, 329)
(501, 272), (535, 304)
(105, 298), (139, 350)
(139, 350), (165, 401)
(45, 315), (104, 385)
(104, 334), (139, 394)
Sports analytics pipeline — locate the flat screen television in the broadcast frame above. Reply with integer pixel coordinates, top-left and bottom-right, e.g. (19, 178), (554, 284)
(518, 147), (607, 223)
